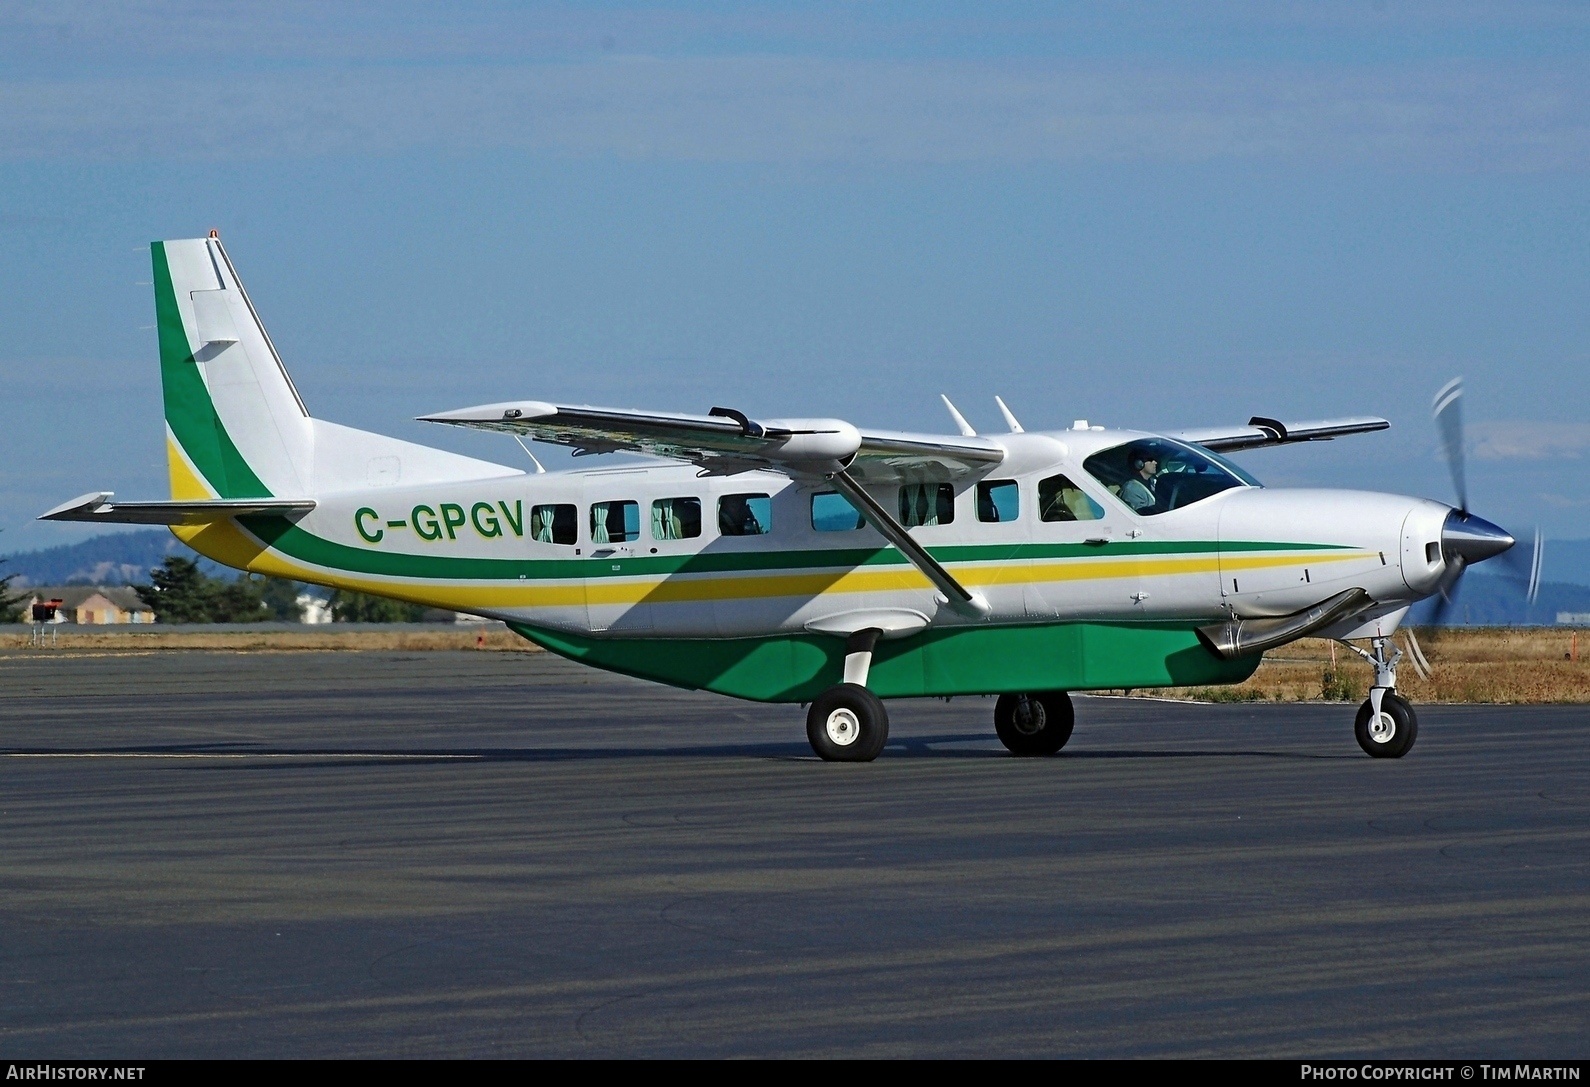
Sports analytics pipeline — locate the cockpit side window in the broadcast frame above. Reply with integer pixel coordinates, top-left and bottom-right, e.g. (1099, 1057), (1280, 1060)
(1082, 438), (1256, 517)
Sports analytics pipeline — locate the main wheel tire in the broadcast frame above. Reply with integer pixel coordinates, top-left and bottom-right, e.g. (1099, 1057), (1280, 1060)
(1355, 692), (1418, 758)
(806, 684), (890, 762)
(994, 691), (1075, 756)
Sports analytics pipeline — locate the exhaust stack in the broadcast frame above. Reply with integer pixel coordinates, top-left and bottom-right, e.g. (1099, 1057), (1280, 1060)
(1197, 588), (1375, 660)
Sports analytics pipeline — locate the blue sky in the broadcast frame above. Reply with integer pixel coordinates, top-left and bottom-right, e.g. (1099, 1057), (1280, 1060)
(3, 1), (1587, 559)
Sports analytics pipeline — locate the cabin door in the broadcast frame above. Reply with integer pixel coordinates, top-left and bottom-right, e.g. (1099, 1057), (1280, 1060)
(582, 481), (651, 634)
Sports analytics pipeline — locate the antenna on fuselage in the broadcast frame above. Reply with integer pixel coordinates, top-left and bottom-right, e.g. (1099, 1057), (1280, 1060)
(513, 435), (547, 474)
(940, 395), (977, 436)
(994, 396), (1024, 433)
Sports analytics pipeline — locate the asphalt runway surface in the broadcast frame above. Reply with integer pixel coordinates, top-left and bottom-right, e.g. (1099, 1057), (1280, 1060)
(0, 650), (1585, 1058)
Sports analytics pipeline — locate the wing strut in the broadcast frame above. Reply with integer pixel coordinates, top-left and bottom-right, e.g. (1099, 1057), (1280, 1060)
(827, 470), (990, 618)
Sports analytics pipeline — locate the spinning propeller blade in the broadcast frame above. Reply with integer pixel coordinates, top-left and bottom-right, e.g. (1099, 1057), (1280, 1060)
(1432, 377), (1467, 514)
(1493, 525), (1543, 606)
(1423, 378), (1537, 626)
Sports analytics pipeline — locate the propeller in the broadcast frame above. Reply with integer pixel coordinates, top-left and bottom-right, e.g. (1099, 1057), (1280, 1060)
(1426, 378), (1541, 626)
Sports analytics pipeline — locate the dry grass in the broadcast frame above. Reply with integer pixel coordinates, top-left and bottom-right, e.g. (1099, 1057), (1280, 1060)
(3, 624), (1587, 703)
(1165, 628), (1590, 705)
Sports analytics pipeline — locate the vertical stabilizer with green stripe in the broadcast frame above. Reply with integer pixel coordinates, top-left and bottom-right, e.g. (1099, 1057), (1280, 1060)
(153, 236), (311, 501)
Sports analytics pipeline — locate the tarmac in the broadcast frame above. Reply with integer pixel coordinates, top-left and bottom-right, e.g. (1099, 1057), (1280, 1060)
(0, 649), (1585, 1058)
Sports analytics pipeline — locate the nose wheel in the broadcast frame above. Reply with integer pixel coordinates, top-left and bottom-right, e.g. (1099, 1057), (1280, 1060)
(1355, 692), (1418, 758)
(1341, 635), (1419, 759)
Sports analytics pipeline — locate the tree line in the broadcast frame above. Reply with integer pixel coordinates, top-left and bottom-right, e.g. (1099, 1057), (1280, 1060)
(0, 554), (23, 623)
(131, 556), (428, 624)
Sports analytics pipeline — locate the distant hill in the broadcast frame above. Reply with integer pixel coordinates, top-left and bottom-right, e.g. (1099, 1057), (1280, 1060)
(1544, 538), (1590, 588)
(1, 530), (226, 588)
(1409, 574), (1590, 627)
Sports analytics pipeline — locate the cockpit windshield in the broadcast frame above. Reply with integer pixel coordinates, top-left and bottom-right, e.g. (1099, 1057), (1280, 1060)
(1082, 437), (1259, 516)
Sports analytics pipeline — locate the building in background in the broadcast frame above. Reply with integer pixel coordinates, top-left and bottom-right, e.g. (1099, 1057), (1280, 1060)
(16, 586), (153, 624)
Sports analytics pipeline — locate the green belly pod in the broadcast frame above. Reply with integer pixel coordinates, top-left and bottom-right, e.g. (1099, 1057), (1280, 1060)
(511, 620), (1260, 703)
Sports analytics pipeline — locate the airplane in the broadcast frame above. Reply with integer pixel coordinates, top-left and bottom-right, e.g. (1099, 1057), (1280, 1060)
(43, 234), (1539, 762)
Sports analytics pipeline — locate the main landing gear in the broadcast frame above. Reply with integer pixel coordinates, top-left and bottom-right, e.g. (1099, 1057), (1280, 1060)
(1341, 635), (1419, 758)
(807, 630), (890, 762)
(994, 691), (1075, 756)
(805, 628), (1082, 762)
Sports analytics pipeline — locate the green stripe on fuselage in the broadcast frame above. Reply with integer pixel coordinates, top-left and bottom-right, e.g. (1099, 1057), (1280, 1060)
(237, 514), (1348, 583)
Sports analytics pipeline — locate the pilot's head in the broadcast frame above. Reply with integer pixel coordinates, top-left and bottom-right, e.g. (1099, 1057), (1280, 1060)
(1129, 446), (1160, 479)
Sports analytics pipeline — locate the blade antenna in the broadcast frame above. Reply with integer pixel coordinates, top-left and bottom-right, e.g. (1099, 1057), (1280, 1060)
(994, 396), (1024, 434)
(1432, 377), (1467, 513)
(940, 395), (977, 437)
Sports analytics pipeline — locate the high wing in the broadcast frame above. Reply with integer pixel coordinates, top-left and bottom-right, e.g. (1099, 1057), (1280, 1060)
(1171, 415), (1389, 453)
(418, 401), (1005, 481)
(40, 492), (316, 526)
(420, 400), (1004, 615)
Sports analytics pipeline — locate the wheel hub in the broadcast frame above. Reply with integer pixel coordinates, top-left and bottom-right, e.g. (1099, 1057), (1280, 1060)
(1011, 696), (1047, 736)
(825, 707), (862, 747)
(1368, 712), (1397, 743)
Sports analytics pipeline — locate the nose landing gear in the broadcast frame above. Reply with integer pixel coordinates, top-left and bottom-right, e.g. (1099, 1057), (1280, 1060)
(1342, 635), (1419, 758)
(1355, 691), (1418, 758)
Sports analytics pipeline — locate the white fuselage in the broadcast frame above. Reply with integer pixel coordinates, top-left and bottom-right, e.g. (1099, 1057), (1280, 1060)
(266, 429), (1451, 642)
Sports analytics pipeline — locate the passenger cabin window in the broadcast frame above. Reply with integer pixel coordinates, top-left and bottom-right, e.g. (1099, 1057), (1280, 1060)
(811, 491), (865, 532)
(1082, 438), (1256, 517)
(530, 503), (577, 544)
(651, 497), (701, 540)
(976, 480), (1020, 523)
(1038, 475), (1104, 522)
(590, 500), (640, 543)
(718, 493), (771, 536)
(899, 483), (954, 527)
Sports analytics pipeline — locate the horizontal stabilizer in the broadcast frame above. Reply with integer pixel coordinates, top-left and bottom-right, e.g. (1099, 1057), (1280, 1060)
(40, 492), (315, 526)
(1172, 416), (1389, 453)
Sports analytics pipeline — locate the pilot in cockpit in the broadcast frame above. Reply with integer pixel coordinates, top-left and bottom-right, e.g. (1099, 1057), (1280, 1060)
(1120, 446), (1160, 512)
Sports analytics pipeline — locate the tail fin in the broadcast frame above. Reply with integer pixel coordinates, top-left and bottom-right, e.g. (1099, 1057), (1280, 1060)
(153, 233), (519, 505)
(153, 234), (312, 500)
